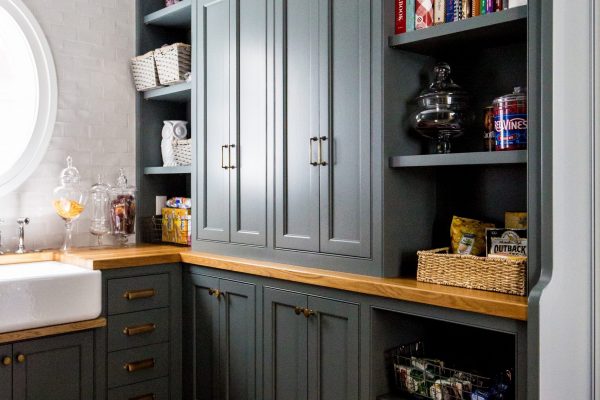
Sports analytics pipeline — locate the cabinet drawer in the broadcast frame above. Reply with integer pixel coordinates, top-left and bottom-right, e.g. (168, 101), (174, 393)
(108, 308), (170, 351)
(108, 377), (169, 400)
(107, 343), (169, 388)
(108, 274), (170, 315)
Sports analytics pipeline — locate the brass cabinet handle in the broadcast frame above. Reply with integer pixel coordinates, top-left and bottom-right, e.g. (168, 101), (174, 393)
(123, 288), (156, 301)
(228, 144), (236, 169)
(208, 288), (223, 298)
(16, 354), (25, 363)
(309, 137), (318, 166)
(221, 145), (230, 169)
(123, 358), (155, 373)
(318, 136), (327, 166)
(294, 306), (315, 318)
(123, 323), (156, 336)
(2, 356), (11, 366)
(128, 393), (155, 400)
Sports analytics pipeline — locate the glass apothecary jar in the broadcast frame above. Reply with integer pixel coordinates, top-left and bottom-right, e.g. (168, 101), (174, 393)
(89, 174), (111, 246)
(412, 62), (470, 154)
(110, 169), (136, 245)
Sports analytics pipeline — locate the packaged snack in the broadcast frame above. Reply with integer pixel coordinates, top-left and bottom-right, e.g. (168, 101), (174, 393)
(450, 216), (495, 256)
(486, 228), (527, 257)
(162, 207), (191, 245)
(505, 211), (527, 229)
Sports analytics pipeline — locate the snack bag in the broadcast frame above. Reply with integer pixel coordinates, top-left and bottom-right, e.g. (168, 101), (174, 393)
(450, 216), (495, 256)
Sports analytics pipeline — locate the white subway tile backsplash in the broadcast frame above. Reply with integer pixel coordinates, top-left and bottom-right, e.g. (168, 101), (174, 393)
(0, 0), (135, 251)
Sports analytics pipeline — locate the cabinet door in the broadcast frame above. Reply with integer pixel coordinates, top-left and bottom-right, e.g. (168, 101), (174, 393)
(229, 0), (268, 246)
(274, 0), (321, 252)
(196, 0), (232, 242)
(0, 345), (11, 400)
(263, 288), (308, 400)
(318, 0), (371, 257)
(219, 279), (256, 400)
(12, 331), (93, 400)
(307, 297), (360, 400)
(185, 273), (220, 400)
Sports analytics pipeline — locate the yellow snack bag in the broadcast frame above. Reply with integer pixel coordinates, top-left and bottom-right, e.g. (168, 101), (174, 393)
(450, 216), (495, 256)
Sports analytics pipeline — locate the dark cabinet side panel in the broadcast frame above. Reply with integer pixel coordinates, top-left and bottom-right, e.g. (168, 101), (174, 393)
(274, 0), (321, 252)
(307, 296), (360, 400)
(197, 0), (232, 242)
(12, 332), (94, 400)
(319, 0), (371, 258)
(263, 287), (308, 400)
(219, 279), (257, 400)
(0, 345), (11, 400)
(230, 0), (268, 246)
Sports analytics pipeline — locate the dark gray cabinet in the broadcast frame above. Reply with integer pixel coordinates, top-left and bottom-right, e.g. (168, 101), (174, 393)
(1, 331), (94, 400)
(195, 0), (268, 246)
(184, 269), (257, 400)
(263, 287), (359, 400)
(274, 0), (371, 258)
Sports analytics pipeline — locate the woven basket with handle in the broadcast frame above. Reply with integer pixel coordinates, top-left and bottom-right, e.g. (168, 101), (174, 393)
(130, 51), (161, 91)
(174, 139), (192, 166)
(416, 247), (527, 296)
(154, 43), (192, 86)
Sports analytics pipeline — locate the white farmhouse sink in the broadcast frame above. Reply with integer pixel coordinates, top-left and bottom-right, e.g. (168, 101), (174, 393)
(0, 261), (101, 333)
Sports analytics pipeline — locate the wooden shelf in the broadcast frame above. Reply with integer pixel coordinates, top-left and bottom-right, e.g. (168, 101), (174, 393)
(389, 150), (526, 168)
(144, 0), (191, 28)
(144, 166), (191, 175)
(143, 82), (191, 102)
(388, 6), (527, 54)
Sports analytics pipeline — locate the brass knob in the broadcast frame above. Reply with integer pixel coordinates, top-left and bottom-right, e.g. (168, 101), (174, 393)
(2, 356), (11, 366)
(302, 308), (316, 318)
(208, 288), (223, 298)
(294, 306), (304, 315)
(16, 354), (25, 363)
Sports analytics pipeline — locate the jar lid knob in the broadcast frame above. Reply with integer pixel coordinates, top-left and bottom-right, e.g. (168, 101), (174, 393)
(116, 168), (127, 189)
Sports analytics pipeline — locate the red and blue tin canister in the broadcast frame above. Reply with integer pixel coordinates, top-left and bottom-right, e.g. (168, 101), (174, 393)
(493, 87), (527, 151)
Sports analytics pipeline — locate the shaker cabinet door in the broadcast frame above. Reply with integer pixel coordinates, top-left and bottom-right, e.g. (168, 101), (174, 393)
(12, 332), (94, 400)
(196, 0), (232, 242)
(318, 0), (371, 258)
(274, 0), (321, 252)
(263, 288), (308, 400)
(0, 345), (11, 400)
(229, 0), (268, 246)
(307, 297), (360, 400)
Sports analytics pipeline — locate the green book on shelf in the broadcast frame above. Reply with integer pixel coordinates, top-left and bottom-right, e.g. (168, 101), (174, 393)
(481, 0), (486, 14)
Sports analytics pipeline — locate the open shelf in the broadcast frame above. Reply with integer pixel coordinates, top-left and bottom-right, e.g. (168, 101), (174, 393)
(143, 82), (191, 102)
(144, 166), (192, 175)
(144, 0), (192, 28)
(388, 6), (527, 54)
(389, 150), (526, 168)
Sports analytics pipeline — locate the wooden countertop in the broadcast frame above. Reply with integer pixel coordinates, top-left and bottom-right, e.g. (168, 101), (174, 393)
(0, 318), (106, 344)
(0, 245), (527, 321)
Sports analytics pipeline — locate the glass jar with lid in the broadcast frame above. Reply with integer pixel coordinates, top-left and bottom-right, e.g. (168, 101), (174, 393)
(89, 174), (111, 246)
(412, 62), (470, 154)
(52, 156), (88, 251)
(110, 169), (136, 245)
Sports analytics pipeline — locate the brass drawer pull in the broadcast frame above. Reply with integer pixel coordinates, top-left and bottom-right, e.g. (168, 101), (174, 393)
(123, 358), (155, 373)
(123, 323), (156, 336)
(294, 306), (315, 318)
(128, 393), (155, 400)
(123, 288), (156, 301)
(2, 356), (11, 366)
(208, 288), (223, 298)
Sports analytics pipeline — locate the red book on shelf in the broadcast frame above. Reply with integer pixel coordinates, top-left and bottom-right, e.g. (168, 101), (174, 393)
(416, 0), (434, 29)
(395, 0), (407, 34)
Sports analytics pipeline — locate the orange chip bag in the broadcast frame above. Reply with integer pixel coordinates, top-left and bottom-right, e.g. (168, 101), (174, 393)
(450, 216), (495, 256)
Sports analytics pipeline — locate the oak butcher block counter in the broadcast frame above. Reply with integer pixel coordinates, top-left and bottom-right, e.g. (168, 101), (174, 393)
(0, 244), (527, 321)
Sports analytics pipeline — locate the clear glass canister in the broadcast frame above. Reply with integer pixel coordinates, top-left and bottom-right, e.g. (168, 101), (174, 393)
(52, 156), (88, 251)
(110, 169), (136, 245)
(89, 174), (111, 246)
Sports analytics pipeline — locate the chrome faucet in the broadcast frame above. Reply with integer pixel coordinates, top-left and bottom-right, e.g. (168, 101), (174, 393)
(15, 217), (30, 254)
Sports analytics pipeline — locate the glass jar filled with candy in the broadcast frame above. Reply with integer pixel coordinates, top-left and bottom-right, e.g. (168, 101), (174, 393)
(110, 169), (136, 245)
(53, 156), (88, 251)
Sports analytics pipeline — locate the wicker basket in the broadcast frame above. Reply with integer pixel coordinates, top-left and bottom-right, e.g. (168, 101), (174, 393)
(130, 51), (161, 91)
(154, 43), (192, 86)
(416, 248), (527, 296)
(173, 139), (192, 166)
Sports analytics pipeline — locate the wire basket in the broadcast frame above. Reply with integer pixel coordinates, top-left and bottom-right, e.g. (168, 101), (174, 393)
(141, 215), (163, 244)
(385, 341), (493, 399)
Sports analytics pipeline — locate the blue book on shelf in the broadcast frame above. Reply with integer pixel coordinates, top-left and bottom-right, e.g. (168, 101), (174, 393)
(445, 0), (454, 22)
(407, 0), (415, 31)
